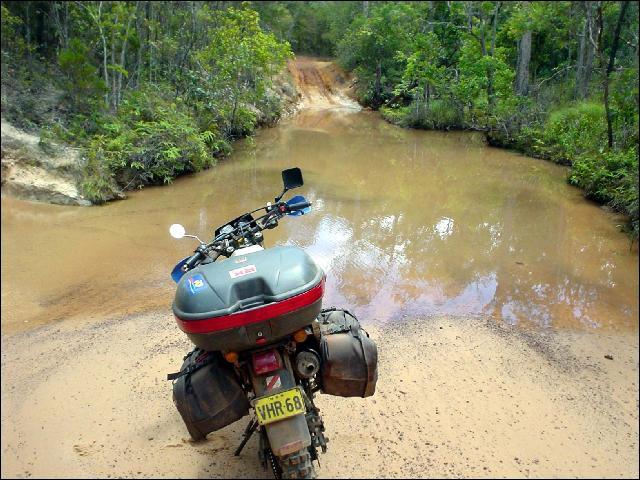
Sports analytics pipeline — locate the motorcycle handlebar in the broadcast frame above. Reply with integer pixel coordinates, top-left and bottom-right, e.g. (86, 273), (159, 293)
(180, 199), (311, 269)
(184, 251), (204, 270)
(286, 201), (312, 211)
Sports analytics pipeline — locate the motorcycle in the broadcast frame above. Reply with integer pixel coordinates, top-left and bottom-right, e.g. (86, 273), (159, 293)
(167, 168), (378, 479)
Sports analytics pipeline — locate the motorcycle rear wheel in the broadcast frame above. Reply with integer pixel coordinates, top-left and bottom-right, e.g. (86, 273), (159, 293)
(276, 449), (316, 479)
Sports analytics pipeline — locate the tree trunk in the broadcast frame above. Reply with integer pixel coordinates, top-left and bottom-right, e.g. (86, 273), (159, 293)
(25, 2), (31, 45)
(148, 1), (153, 84)
(575, 1), (596, 100)
(111, 14), (117, 112)
(116, 9), (135, 110)
(603, 1), (629, 149)
(96, 3), (110, 109)
(51, 2), (68, 51)
(575, 14), (587, 97)
(487, 2), (501, 112)
(515, 2), (532, 97)
(100, 34), (109, 108)
(63, 2), (69, 48)
(374, 59), (382, 108)
(175, 2), (197, 97)
(100, 40), (109, 108)
(135, 2), (143, 88)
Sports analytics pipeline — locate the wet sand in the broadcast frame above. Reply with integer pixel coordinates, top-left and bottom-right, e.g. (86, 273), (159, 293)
(1, 312), (637, 478)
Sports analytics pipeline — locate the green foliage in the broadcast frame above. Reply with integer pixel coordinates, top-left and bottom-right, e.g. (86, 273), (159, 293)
(610, 67), (639, 150)
(283, 1), (333, 54)
(1, 4), (19, 42)
(85, 87), (214, 195)
(193, 6), (292, 137)
(569, 148), (639, 237)
(2, 1), (293, 200)
(0, 4), (29, 62)
(536, 103), (608, 164)
(38, 126), (61, 156)
(382, 100), (464, 130)
(337, 2), (415, 107)
(396, 32), (446, 99)
(379, 105), (409, 126)
(80, 148), (121, 204)
(58, 38), (107, 113)
(530, 100), (637, 235)
(251, 1), (294, 42)
(255, 90), (284, 126)
(456, 41), (516, 122)
(251, 1), (357, 55)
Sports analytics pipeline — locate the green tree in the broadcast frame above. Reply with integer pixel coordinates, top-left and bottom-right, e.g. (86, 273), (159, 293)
(195, 6), (292, 137)
(58, 37), (107, 112)
(337, 2), (415, 107)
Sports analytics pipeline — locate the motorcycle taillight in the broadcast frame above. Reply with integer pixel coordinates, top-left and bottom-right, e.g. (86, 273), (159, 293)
(252, 349), (282, 375)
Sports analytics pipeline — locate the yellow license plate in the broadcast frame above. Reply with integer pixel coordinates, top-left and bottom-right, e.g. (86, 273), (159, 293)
(253, 387), (306, 425)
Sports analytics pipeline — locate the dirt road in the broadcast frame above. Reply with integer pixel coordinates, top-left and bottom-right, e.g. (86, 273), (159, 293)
(1, 312), (637, 478)
(287, 56), (360, 110)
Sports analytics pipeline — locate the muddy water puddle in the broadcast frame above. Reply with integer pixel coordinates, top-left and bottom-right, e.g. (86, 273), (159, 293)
(1, 107), (638, 333)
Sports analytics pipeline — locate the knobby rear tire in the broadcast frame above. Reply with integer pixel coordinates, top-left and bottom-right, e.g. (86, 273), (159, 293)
(277, 448), (316, 479)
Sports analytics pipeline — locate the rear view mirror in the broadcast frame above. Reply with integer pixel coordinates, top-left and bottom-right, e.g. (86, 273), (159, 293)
(282, 168), (304, 190)
(169, 223), (186, 239)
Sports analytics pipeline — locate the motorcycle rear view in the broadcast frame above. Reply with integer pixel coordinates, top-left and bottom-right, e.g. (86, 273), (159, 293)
(166, 168), (378, 479)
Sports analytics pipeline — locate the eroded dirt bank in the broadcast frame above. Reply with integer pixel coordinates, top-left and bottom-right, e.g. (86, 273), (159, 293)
(1, 313), (637, 479)
(0, 118), (95, 206)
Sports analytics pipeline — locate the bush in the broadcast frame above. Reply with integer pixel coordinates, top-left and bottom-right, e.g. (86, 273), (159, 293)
(569, 147), (639, 231)
(381, 99), (463, 130)
(412, 99), (464, 129)
(610, 67), (639, 150)
(536, 102), (607, 164)
(83, 87), (216, 197)
(380, 105), (411, 126)
(1, 4), (29, 68)
(80, 148), (122, 204)
(255, 90), (284, 127)
(227, 105), (259, 138)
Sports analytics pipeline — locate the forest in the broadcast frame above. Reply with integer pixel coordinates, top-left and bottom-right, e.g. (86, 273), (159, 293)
(1, 1), (638, 237)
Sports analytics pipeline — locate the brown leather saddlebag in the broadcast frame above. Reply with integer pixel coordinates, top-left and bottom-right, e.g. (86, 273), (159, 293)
(168, 348), (250, 441)
(318, 309), (378, 398)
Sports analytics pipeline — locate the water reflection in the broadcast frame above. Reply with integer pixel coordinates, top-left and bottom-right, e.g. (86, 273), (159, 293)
(1, 108), (638, 333)
(267, 109), (638, 330)
(434, 217), (455, 239)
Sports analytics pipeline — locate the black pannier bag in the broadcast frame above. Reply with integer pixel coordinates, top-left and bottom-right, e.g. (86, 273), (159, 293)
(318, 308), (378, 398)
(169, 348), (250, 441)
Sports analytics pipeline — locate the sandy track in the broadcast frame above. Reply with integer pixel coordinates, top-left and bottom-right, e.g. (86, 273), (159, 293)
(1, 312), (637, 478)
(287, 57), (360, 110)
